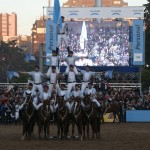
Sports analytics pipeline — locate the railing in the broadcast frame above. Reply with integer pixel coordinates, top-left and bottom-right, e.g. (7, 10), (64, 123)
(0, 82), (141, 89)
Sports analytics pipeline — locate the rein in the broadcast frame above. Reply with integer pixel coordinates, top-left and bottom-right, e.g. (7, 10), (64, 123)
(25, 96), (35, 122)
(58, 105), (68, 121)
(85, 104), (94, 120)
(40, 104), (50, 122)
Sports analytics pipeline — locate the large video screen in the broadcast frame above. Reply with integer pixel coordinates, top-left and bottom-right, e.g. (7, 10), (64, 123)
(59, 20), (129, 66)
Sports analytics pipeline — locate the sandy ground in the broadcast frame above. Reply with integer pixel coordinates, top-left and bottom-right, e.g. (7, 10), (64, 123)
(0, 123), (150, 150)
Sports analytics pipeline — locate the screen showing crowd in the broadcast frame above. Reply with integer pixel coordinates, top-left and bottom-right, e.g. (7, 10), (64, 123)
(59, 20), (129, 66)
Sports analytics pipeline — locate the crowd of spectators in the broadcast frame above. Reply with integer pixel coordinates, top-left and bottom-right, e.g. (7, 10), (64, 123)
(0, 82), (150, 124)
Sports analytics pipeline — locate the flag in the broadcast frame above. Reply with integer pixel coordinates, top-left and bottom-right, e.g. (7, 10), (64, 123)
(7, 71), (20, 80)
(25, 53), (36, 62)
(53, 0), (62, 28)
(105, 70), (113, 79)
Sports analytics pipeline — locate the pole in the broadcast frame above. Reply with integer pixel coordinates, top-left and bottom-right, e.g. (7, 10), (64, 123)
(95, 0), (102, 7)
(39, 43), (44, 72)
(48, 0), (51, 7)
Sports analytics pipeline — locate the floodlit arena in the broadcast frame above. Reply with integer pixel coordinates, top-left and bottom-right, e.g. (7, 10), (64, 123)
(0, 1), (149, 150)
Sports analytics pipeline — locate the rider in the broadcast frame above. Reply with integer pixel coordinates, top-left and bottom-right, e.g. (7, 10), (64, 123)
(63, 65), (79, 97)
(46, 66), (59, 95)
(19, 82), (36, 110)
(36, 84), (51, 110)
(66, 84), (81, 113)
(19, 65), (45, 98)
(84, 82), (101, 108)
(78, 65), (95, 97)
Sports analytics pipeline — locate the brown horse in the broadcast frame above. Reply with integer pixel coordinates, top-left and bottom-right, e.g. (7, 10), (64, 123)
(82, 95), (101, 139)
(56, 96), (69, 139)
(104, 101), (121, 123)
(71, 96), (84, 141)
(21, 94), (35, 140)
(36, 99), (51, 139)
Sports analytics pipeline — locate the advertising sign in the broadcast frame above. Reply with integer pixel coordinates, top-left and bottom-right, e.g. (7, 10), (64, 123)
(132, 20), (144, 65)
(46, 20), (57, 65)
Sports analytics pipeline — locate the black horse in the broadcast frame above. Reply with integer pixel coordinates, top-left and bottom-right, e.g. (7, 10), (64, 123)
(21, 94), (35, 140)
(36, 99), (51, 139)
(56, 96), (69, 139)
(71, 96), (84, 141)
(82, 95), (101, 139)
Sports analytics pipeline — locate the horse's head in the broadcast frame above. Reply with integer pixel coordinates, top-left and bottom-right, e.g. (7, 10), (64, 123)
(44, 100), (50, 115)
(73, 97), (81, 112)
(83, 94), (92, 110)
(57, 96), (66, 110)
(25, 94), (33, 106)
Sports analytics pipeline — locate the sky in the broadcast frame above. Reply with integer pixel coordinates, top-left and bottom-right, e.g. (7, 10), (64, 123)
(0, 0), (147, 36)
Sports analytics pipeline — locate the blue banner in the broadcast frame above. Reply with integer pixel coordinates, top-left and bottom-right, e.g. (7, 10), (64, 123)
(132, 20), (144, 66)
(46, 20), (57, 65)
(126, 110), (150, 122)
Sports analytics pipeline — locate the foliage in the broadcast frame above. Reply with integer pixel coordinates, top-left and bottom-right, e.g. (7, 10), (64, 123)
(144, 0), (150, 65)
(0, 40), (36, 83)
(141, 68), (150, 90)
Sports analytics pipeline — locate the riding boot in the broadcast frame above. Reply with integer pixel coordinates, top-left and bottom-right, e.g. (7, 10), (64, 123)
(98, 107), (101, 118)
(53, 113), (57, 125)
(67, 46), (70, 52)
(56, 47), (59, 54)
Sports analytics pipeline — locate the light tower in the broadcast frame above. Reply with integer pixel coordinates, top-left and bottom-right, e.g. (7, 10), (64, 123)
(95, 0), (102, 6)
(48, 0), (51, 7)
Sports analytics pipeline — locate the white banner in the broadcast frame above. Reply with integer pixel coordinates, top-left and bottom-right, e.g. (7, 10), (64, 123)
(47, 6), (145, 19)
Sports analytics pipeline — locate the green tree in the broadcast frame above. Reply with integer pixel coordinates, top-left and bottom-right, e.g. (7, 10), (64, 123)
(144, 0), (150, 65)
(0, 40), (36, 83)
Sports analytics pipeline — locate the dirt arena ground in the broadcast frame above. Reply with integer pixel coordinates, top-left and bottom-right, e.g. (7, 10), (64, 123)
(0, 123), (150, 150)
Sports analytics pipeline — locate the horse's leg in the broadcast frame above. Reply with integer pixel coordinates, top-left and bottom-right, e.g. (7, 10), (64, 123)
(77, 121), (83, 141)
(97, 117), (100, 139)
(113, 113), (116, 123)
(87, 123), (89, 140)
(44, 124), (46, 139)
(91, 123), (95, 140)
(61, 124), (63, 139)
(82, 122), (85, 140)
(57, 123), (60, 139)
(64, 120), (69, 139)
(22, 122), (26, 140)
(117, 112), (120, 123)
(38, 123), (42, 139)
(47, 122), (50, 139)
(71, 121), (75, 138)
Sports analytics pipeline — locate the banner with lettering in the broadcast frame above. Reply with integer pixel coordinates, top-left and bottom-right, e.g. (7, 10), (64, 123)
(132, 20), (144, 66)
(46, 19), (57, 65)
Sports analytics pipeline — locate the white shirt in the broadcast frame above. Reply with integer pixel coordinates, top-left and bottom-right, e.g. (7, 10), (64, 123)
(28, 71), (43, 83)
(81, 70), (95, 82)
(68, 72), (76, 82)
(58, 22), (68, 34)
(70, 90), (81, 97)
(23, 89), (36, 98)
(65, 69), (78, 82)
(47, 56), (59, 66)
(48, 72), (57, 84)
(57, 87), (67, 97)
(85, 87), (96, 95)
(65, 56), (78, 66)
(42, 91), (51, 101)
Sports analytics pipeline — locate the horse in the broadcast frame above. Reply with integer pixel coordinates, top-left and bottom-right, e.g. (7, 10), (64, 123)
(104, 101), (121, 123)
(82, 94), (101, 139)
(56, 96), (69, 139)
(71, 96), (84, 141)
(21, 94), (35, 140)
(36, 99), (51, 139)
